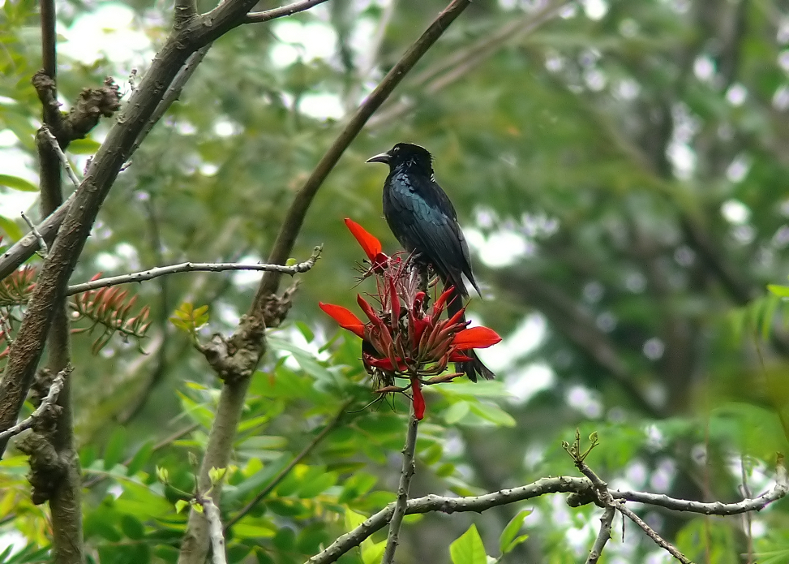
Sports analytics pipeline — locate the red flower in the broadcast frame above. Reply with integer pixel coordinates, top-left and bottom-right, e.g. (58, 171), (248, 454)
(319, 220), (502, 421)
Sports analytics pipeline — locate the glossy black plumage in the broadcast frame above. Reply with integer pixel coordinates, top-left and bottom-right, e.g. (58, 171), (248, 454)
(367, 143), (494, 381)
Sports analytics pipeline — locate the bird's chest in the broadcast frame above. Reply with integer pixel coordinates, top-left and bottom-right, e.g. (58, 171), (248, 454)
(383, 172), (430, 216)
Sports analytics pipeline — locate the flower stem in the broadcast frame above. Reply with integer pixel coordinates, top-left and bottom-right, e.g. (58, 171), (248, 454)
(381, 406), (419, 564)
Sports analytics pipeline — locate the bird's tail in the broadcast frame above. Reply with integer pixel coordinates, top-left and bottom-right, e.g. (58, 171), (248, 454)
(447, 287), (495, 382)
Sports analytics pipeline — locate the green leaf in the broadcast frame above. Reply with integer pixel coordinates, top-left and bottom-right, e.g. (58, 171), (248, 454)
(222, 453), (291, 505)
(156, 466), (170, 484)
(297, 469), (337, 498)
(174, 499), (189, 514)
(0, 216), (24, 242)
(0, 174), (37, 192)
(295, 321), (315, 342)
(339, 472), (377, 503)
(68, 137), (101, 154)
(499, 509), (531, 554)
(361, 538), (386, 564)
(444, 401), (470, 424)
(120, 515), (145, 540)
(468, 402), (516, 427)
(127, 441), (154, 476)
(767, 284), (789, 297)
(208, 466), (227, 486)
(273, 526), (296, 551)
(233, 523), (277, 539)
(449, 524), (488, 564)
(344, 508), (366, 531)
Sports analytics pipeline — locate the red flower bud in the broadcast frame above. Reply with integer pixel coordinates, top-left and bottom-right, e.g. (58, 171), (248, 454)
(410, 376), (425, 420)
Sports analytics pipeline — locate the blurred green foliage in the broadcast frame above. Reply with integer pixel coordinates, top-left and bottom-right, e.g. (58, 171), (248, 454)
(2, 0), (789, 562)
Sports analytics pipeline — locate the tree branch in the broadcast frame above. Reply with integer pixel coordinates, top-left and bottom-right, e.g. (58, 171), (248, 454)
(0, 367), (68, 442)
(174, 0), (198, 31)
(306, 476), (592, 564)
(40, 125), (81, 188)
(200, 496), (227, 564)
(33, 6), (86, 560)
(0, 199), (72, 281)
(585, 506), (615, 564)
(20, 212), (47, 258)
(305, 463), (788, 564)
(66, 247), (322, 295)
(381, 409), (419, 564)
(616, 502), (691, 564)
(129, 45), (210, 157)
(244, 0), (330, 23)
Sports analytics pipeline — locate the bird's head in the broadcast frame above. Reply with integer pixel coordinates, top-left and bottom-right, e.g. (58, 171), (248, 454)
(367, 143), (433, 174)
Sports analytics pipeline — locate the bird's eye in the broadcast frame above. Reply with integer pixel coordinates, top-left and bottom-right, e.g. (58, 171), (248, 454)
(393, 146), (399, 153)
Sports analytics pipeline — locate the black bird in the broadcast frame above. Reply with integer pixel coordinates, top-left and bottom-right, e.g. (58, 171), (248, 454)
(367, 142), (494, 381)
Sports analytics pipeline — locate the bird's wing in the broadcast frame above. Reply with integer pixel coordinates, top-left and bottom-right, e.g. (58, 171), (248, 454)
(384, 172), (470, 296)
(416, 175), (481, 296)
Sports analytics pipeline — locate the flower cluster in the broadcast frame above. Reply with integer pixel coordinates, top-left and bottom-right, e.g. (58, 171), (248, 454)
(319, 219), (500, 420)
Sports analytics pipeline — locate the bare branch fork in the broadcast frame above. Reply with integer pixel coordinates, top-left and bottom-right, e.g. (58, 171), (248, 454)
(0, 366), (70, 442)
(65, 246), (322, 295)
(306, 469), (789, 564)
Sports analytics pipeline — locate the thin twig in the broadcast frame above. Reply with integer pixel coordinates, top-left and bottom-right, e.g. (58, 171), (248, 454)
(224, 398), (353, 532)
(20, 212), (48, 257)
(585, 506), (615, 564)
(66, 246), (322, 296)
(200, 496), (227, 564)
(245, 0), (330, 23)
(381, 408), (419, 563)
(40, 125), (81, 188)
(610, 466), (788, 515)
(0, 366), (70, 442)
(616, 503), (692, 564)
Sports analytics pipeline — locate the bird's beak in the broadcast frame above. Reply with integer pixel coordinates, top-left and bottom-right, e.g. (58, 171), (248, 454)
(366, 152), (391, 164)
